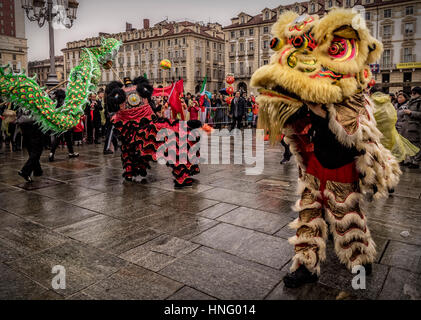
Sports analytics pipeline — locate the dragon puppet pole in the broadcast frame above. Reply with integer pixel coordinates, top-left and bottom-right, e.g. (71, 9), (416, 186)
(111, 66), (123, 83)
(46, 80), (69, 94)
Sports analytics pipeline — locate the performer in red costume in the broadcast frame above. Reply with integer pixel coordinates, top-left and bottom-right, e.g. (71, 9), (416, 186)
(251, 9), (401, 288)
(106, 77), (201, 187)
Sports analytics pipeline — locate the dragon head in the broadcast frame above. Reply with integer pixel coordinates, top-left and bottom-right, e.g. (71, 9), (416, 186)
(251, 8), (382, 110)
(97, 37), (122, 69)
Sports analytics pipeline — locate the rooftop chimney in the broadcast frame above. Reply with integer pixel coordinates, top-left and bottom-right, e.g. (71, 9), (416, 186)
(126, 22), (133, 32)
(143, 19), (150, 29)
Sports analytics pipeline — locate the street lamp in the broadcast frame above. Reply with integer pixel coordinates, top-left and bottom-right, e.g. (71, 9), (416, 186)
(22, 0), (79, 87)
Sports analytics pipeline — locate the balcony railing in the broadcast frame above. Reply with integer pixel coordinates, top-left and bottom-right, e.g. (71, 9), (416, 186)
(380, 63), (394, 69)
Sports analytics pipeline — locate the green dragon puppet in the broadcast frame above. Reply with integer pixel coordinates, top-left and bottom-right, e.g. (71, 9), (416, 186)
(0, 37), (121, 133)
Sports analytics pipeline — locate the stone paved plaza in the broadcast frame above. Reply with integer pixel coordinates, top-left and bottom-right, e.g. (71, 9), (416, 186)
(0, 135), (420, 300)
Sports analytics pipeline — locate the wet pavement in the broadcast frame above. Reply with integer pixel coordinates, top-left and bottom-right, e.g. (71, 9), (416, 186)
(0, 135), (420, 300)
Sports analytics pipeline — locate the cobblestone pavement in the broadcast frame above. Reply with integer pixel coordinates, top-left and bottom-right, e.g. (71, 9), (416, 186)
(0, 135), (420, 300)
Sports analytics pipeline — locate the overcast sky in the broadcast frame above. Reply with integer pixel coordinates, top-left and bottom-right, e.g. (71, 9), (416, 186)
(25, 0), (298, 61)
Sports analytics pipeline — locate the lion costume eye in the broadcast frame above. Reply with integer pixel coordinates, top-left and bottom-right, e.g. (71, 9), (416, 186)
(270, 37), (284, 51)
(328, 36), (358, 61)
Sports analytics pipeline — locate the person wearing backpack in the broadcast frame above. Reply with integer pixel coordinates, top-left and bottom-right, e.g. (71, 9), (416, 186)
(401, 87), (421, 169)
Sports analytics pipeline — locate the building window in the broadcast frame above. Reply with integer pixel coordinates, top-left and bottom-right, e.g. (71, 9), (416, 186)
(384, 9), (392, 18)
(231, 44), (235, 52)
(263, 40), (269, 49)
(403, 48), (413, 62)
(240, 43), (244, 51)
(263, 26), (269, 34)
(383, 25), (392, 37)
(230, 63), (235, 73)
(263, 60), (269, 65)
(12, 54), (16, 60)
(406, 6), (414, 16)
(382, 49), (391, 67)
(382, 73), (390, 83)
(265, 11), (269, 20)
(346, 0), (351, 7)
(310, 3), (315, 13)
(168, 40), (171, 46)
(231, 31), (235, 38)
(328, 0), (332, 8)
(239, 30), (244, 37)
(239, 62), (244, 74)
(404, 72), (412, 83)
(241, 16), (244, 24)
(249, 42), (254, 51)
(249, 28), (254, 36)
(365, 12), (371, 21)
(404, 23), (414, 35)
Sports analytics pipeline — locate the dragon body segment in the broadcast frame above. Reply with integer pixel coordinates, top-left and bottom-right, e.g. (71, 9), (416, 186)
(0, 38), (121, 133)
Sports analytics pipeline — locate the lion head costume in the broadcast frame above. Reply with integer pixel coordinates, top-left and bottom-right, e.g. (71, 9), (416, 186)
(252, 8), (382, 132)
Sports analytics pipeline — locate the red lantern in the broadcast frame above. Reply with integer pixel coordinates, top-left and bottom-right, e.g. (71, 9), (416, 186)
(226, 86), (234, 95)
(368, 79), (376, 87)
(225, 96), (233, 105)
(226, 75), (235, 85)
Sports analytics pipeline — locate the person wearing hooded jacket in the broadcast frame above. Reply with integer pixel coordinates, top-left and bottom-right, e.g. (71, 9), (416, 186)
(399, 87), (421, 169)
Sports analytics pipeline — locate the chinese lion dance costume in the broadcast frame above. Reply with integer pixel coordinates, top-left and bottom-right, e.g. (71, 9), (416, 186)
(105, 77), (201, 187)
(251, 9), (401, 288)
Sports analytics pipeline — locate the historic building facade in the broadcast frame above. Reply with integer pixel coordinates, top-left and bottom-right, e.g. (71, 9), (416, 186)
(62, 19), (225, 94)
(0, 0), (27, 73)
(224, 0), (421, 94)
(28, 56), (64, 87)
(364, 0), (421, 93)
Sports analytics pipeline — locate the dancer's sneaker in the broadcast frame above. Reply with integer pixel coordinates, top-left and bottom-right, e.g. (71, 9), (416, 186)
(280, 157), (290, 165)
(68, 153), (79, 158)
(18, 171), (33, 183)
(48, 153), (54, 162)
(283, 265), (319, 288)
